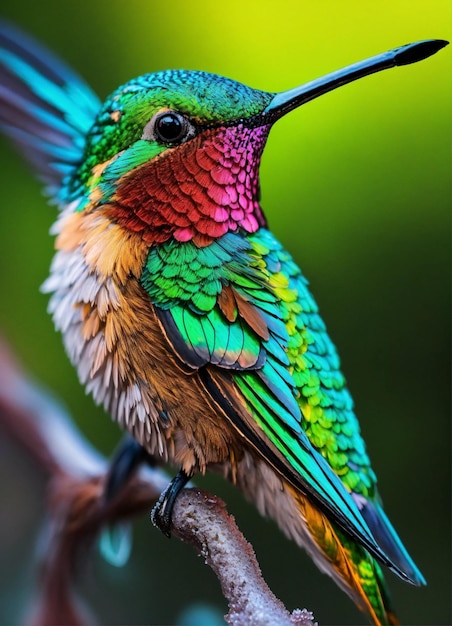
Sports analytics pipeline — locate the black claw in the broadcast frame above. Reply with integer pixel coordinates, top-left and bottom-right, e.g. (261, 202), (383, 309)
(104, 435), (155, 504)
(151, 469), (191, 537)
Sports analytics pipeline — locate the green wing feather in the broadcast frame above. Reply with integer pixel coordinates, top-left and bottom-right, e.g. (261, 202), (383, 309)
(140, 228), (423, 584)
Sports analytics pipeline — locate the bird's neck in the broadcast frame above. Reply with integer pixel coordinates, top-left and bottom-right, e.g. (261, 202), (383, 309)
(103, 125), (270, 247)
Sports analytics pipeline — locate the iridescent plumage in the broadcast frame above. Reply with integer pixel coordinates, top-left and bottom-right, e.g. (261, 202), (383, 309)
(0, 23), (446, 624)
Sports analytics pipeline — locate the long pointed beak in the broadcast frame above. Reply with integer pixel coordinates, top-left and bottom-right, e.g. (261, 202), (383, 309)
(263, 40), (448, 120)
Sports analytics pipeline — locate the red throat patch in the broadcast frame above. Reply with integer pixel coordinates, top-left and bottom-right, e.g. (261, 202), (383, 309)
(107, 125), (270, 247)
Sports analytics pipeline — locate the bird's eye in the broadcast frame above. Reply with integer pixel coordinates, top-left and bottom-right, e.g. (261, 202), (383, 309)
(142, 110), (195, 145)
(154, 111), (190, 144)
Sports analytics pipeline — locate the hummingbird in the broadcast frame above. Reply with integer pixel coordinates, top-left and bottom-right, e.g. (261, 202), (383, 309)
(0, 23), (447, 625)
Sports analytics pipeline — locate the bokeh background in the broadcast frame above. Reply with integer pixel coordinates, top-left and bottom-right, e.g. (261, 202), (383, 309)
(0, 1), (450, 624)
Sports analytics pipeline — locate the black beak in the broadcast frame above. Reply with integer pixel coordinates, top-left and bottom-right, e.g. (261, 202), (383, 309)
(263, 39), (448, 121)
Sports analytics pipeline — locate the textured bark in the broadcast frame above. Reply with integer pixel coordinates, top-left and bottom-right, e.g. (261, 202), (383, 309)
(172, 489), (315, 626)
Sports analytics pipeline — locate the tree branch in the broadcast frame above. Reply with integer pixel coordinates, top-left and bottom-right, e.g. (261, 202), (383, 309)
(0, 337), (316, 626)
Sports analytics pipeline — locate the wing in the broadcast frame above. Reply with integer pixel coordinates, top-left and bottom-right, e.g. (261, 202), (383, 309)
(0, 22), (100, 201)
(141, 228), (421, 581)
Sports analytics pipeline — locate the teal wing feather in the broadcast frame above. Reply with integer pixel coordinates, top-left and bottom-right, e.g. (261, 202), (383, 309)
(244, 229), (425, 586)
(0, 22), (100, 201)
(141, 229), (422, 583)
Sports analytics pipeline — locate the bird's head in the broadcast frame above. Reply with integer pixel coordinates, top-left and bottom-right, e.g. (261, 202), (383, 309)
(75, 70), (275, 246)
(72, 39), (447, 247)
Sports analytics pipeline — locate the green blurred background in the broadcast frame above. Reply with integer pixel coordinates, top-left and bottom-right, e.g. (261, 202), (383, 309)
(0, 1), (450, 624)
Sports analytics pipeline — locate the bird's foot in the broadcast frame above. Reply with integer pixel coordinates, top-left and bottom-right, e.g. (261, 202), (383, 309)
(104, 435), (155, 504)
(151, 468), (191, 537)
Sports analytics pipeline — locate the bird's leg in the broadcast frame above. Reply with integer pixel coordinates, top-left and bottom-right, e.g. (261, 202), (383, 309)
(104, 435), (156, 504)
(151, 468), (192, 538)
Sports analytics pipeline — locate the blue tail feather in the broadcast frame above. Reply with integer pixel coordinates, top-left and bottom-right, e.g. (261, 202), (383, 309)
(0, 21), (100, 202)
(360, 498), (426, 586)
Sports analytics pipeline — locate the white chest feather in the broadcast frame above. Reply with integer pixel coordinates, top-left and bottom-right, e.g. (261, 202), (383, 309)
(41, 203), (168, 457)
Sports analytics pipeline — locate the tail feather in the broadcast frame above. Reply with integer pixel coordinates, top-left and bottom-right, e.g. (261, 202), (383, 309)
(360, 498), (426, 586)
(0, 22), (100, 200)
(291, 487), (399, 625)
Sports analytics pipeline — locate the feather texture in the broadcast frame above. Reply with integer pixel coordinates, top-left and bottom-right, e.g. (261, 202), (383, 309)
(0, 22), (100, 200)
(140, 227), (424, 600)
